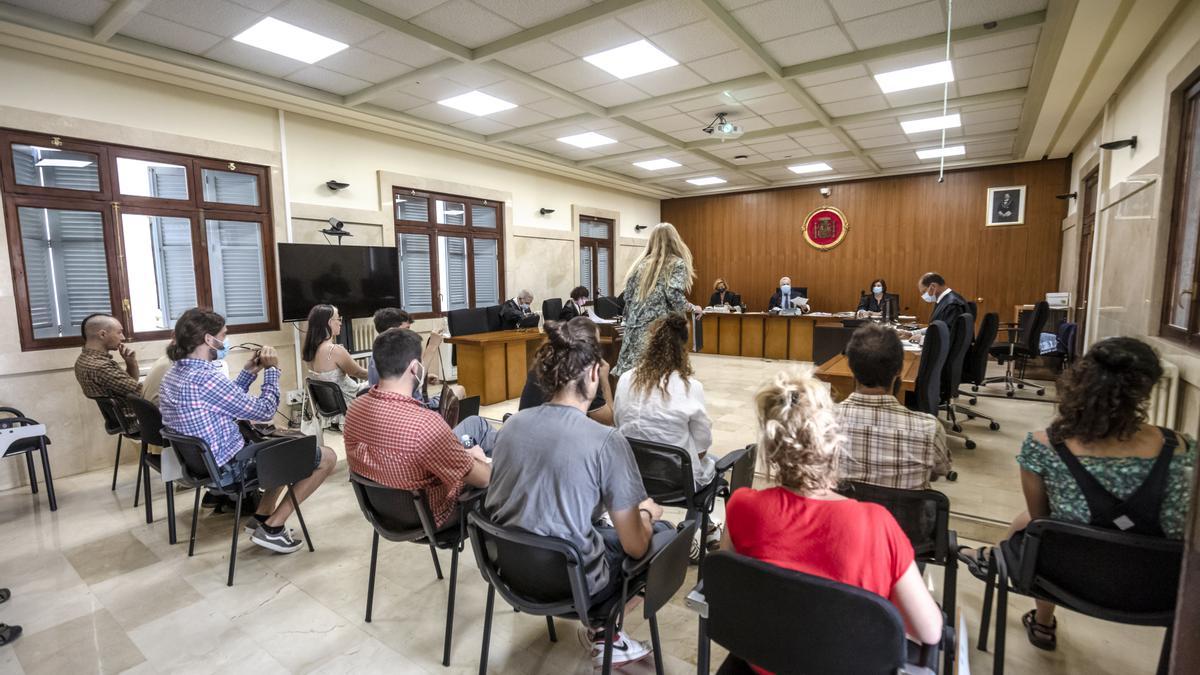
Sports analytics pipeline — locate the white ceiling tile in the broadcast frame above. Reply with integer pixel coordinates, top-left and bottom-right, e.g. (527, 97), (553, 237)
(525, 97), (588, 118)
(286, 66), (371, 95)
(452, 116), (515, 136)
(964, 119), (1021, 135)
(495, 42), (575, 72)
(953, 44), (1037, 80)
(626, 66), (708, 96)
(745, 138), (800, 153)
(731, 0), (836, 43)
(827, 0), (927, 22)
(617, 0), (708, 35)
(822, 94), (889, 117)
(960, 104), (1022, 125)
(624, 105), (680, 121)
(795, 64), (869, 88)
(883, 84), (957, 108)
(762, 108), (817, 126)
(950, 0), (1047, 29)
(372, 90), (429, 111)
(475, 0), (591, 29)
(729, 81), (784, 100)
(203, 39), (306, 78)
(478, 79), (550, 105)
(672, 93), (734, 113)
(865, 46), (945, 74)
(550, 18), (642, 57)
(533, 59), (616, 92)
(6, 0), (112, 24)
(856, 134), (910, 149)
(956, 69), (1030, 97)
(843, 0), (944, 50)
(411, 0), (521, 49)
(146, 0), (262, 37)
(846, 122), (903, 139)
(726, 114), (772, 133)
(808, 77), (880, 104)
(672, 127), (717, 142)
(407, 101), (476, 125)
(358, 30), (446, 67)
(271, 0), (385, 44)
(742, 92), (801, 115)
(487, 105), (553, 127)
(119, 14), (224, 55)
(804, 141), (848, 155)
(791, 128), (838, 143)
(762, 25), (855, 67)
(577, 81), (650, 107)
(762, 147), (812, 161)
(689, 50), (764, 83)
(442, 64), (505, 89)
(953, 25), (1041, 58)
(717, 0), (762, 9)
(228, 0), (286, 11)
(400, 76), (471, 101)
(647, 21), (738, 62)
(318, 48), (412, 84)
(362, 0), (447, 21)
(626, 136), (669, 149)
(643, 113), (701, 133)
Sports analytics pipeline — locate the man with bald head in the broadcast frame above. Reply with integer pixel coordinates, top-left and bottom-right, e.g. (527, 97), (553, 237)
(74, 313), (142, 402)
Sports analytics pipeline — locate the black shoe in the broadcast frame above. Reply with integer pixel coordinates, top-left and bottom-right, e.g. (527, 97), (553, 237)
(0, 623), (22, 647)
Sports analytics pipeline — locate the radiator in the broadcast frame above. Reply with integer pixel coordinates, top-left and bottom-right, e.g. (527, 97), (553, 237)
(348, 319), (456, 380)
(351, 320), (377, 353)
(1148, 360), (1180, 428)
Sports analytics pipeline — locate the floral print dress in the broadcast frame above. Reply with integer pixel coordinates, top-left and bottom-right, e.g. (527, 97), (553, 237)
(613, 257), (691, 377)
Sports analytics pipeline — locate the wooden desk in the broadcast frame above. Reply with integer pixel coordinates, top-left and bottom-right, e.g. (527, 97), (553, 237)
(699, 312), (830, 361)
(446, 329), (545, 405)
(815, 351), (921, 402)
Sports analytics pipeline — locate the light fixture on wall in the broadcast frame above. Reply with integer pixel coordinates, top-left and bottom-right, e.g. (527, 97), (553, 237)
(325, 180), (349, 191)
(634, 224), (647, 231)
(539, 208), (555, 215)
(320, 217), (353, 244)
(1100, 136), (1137, 151)
(1055, 192), (1078, 200)
(819, 187), (832, 197)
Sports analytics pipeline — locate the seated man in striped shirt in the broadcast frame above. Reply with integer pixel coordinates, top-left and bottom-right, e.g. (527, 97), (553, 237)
(837, 324), (951, 490)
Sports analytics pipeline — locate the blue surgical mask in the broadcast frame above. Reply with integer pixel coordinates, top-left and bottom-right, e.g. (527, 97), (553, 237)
(780, 284), (791, 296)
(208, 335), (231, 360)
(873, 285), (884, 294)
(921, 291), (936, 303)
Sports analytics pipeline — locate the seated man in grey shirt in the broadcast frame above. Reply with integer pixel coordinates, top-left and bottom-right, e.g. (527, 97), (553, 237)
(486, 317), (669, 668)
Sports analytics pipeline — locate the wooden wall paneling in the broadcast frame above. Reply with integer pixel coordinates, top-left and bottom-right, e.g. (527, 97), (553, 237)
(701, 314), (720, 354)
(741, 314), (764, 358)
(718, 315), (741, 356)
(764, 316), (789, 359)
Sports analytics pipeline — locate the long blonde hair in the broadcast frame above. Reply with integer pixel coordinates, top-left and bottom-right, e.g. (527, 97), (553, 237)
(755, 366), (845, 493)
(623, 222), (695, 301)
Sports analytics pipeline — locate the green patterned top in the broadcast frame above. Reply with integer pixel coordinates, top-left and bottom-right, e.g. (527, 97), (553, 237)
(1016, 431), (1197, 539)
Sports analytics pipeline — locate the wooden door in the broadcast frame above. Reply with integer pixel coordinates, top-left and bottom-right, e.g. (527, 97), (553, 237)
(1076, 168), (1099, 349)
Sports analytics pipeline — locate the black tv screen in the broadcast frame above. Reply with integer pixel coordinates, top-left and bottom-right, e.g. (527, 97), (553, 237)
(278, 243), (399, 321)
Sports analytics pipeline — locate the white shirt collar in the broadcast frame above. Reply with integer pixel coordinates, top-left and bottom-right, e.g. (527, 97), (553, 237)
(936, 287), (953, 303)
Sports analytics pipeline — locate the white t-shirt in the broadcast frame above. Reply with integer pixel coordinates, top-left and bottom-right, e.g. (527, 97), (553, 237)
(614, 369), (716, 487)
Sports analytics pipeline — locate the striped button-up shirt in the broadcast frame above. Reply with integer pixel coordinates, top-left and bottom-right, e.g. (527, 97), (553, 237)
(159, 359), (279, 467)
(74, 348), (142, 401)
(836, 393), (951, 490)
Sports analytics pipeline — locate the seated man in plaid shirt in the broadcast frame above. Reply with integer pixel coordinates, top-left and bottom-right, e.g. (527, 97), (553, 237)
(74, 313), (142, 407)
(160, 308), (337, 554)
(344, 328), (491, 530)
(837, 324), (951, 490)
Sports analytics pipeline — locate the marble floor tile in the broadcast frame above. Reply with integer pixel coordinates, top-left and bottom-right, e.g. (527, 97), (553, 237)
(64, 531), (161, 586)
(11, 609), (145, 675)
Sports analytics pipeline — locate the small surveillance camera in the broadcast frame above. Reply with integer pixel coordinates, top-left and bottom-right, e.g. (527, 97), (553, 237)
(819, 187), (831, 198)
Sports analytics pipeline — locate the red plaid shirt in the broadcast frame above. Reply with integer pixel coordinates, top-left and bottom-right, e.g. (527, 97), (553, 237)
(344, 388), (474, 527)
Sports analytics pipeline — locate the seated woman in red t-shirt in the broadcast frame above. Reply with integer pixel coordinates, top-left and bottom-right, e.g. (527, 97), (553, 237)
(722, 366), (943, 664)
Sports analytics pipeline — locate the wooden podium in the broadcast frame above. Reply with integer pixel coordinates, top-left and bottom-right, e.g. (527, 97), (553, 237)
(446, 329), (546, 405)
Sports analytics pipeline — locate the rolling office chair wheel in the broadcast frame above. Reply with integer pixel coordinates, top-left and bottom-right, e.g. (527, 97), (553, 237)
(965, 440), (976, 450)
(1017, 383), (1025, 389)
(990, 422), (1001, 431)
(952, 424), (962, 433)
(969, 397), (978, 405)
(1036, 389), (1046, 396)
(1006, 391), (1015, 398)
(966, 413), (976, 420)
(971, 385), (979, 392)
(947, 471), (958, 482)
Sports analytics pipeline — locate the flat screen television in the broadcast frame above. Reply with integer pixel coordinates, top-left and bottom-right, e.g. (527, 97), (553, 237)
(278, 243), (399, 321)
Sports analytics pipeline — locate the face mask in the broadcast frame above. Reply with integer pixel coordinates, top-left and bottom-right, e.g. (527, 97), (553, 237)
(780, 284), (791, 296)
(208, 335), (231, 360)
(717, 286), (726, 292)
(921, 291), (936, 303)
(873, 285), (884, 294)
(411, 361), (426, 388)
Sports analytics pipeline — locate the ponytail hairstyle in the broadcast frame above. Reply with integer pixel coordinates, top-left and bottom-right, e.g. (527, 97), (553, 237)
(1048, 337), (1163, 444)
(302, 304), (337, 362)
(631, 313), (693, 397)
(167, 308), (225, 361)
(754, 365), (845, 493)
(533, 316), (602, 400)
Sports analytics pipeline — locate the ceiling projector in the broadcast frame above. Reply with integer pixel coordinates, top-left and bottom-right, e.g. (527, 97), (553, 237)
(702, 112), (743, 139)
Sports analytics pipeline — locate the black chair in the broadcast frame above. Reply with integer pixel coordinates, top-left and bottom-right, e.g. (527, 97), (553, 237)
(447, 307), (491, 366)
(484, 305), (504, 331)
(982, 300), (1049, 397)
(691, 551), (943, 675)
(838, 481), (957, 675)
(594, 296), (624, 319)
(160, 430), (317, 586)
(813, 324), (857, 365)
(977, 519), (1182, 675)
(125, 396), (178, 543)
(91, 396), (143, 496)
(907, 321), (949, 414)
(0, 407), (56, 511)
(542, 298), (564, 321)
(350, 474), (482, 666)
(307, 378), (348, 428)
(468, 511), (694, 675)
(939, 313), (975, 451)
(956, 313), (1001, 429)
(626, 438), (748, 576)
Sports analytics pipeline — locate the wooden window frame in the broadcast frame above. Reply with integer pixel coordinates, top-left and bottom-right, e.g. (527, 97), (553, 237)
(392, 186), (505, 319)
(0, 128), (278, 350)
(579, 215), (615, 298)
(1160, 75), (1200, 348)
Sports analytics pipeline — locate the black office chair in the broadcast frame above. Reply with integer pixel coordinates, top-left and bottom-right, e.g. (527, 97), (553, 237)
(813, 325), (858, 365)
(691, 551), (944, 675)
(627, 438), (749, 574)
(350, 474), (482, 666)
(957, 313), (1001, 430)
(91, 396), (143, 497)
(542, 298), (564, 321)
(982, 301), (1049, 397)
(447, 307), (491, 366)
(838, 481), (957, 675)
(976, 519), (1182, 675)
(160, 430), (316, 586)
(594, 296), (624, 319)
(907, 321), (950, 416)
(939, 313), (975, 451)
(468, 511), (694, 675)
(307, 378), (348, 429)
(0, 407), (56, 511)
(125, 396), (178, 543)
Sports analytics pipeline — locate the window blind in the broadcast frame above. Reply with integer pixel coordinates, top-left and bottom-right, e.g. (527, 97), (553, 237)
(441, 236), (469, 311)
(18, 206), (112, 339)
(396, 196), (429, 222)
(580, 245), (593, 296)
(203, 169), (258, 206)
(399, 233), (433, 312)
(471, 204), (497, 228)
(150, 165), (188, 200)
(206, 219), (267, 325)
(154, 216), (197, 324)
(473, 238), (498, 307)
(597, 246), (610, 296)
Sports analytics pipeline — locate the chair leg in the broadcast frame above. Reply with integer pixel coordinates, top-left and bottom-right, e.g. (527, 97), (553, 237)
(188, 487), (201, 557)
(141, 444), (154, 525)
(944, 559), (957, 675)
(601, 620), (615, 675)
(649, 614), (664, 675)
(978, 549), (997, 651)
(993, 570), (1008, 675)
(24, 451), (37, 494)
(443, 545), (459, 667)
(479, 585), (495, 675)
(166, 481), (176, 545)
(545, 616), (557, 643)
(112, 435), (122, 491)
(697, 617), (710, 675)
(365, 531), (379, 622)
(39, 441), (57, 512)
(289, 488), (315, 552)
(1157, 624), (1172, 675)
(696, 510), (711, 582)
(429, 542), (444, 580)
(227, 490), (244, 587)
(134, 443), (144, 508)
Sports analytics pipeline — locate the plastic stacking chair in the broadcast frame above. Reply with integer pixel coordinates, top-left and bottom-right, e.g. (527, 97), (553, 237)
(125, 395), (178, 543)
(307, 378), (348, 426)
(0, 407), (56, 511)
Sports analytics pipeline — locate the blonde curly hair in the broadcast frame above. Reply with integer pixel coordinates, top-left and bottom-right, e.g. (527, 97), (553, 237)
(754, 365), (845, 493)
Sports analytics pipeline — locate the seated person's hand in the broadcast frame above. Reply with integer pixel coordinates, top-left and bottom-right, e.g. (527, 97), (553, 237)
(912, 333), (925, 345)
(599, 359), (611, 382)
(638, 498), (664, 521)
(855, 310), (867, 319)
(467, 444), (488, 463)
(258, 345), (279, 369)
(896, 329), (912, 339)
(426, 373), (442, 386)
(118, 343), (137, 363)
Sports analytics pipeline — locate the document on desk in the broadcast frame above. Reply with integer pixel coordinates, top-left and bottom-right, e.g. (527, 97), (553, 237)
(585, 307), (616, 324)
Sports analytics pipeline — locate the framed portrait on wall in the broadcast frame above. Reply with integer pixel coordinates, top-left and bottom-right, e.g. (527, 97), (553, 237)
(986, 185), (1026, 226)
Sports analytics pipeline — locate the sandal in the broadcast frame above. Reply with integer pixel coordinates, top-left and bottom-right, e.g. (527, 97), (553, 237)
(1022, 610), (1057, 651)
(0, 623), (22, 647)
(956, 545), (991, 580)
(0, 588), (10, 604)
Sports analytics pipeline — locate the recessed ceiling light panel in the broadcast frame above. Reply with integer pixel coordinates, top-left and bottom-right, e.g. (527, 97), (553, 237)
(787, 162), (833, 174)
(901, 113), (961, 134)
(687, 176), (726, 186)
(234, 17), (348, 64)
(438, 91), (516, 116)
(584, 39), (678, 79)
(557, 132), (617, 148)
(633, 158), (681, 170)
(874, 60), (954, 93)
(916, 145), (965, 160)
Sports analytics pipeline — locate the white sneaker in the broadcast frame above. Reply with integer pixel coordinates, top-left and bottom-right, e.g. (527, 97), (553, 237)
(243, 519), (296, 537)
(250, 524), (303, 554)
(589, 629), (653, 668)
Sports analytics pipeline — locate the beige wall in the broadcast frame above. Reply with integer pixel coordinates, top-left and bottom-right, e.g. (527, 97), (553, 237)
(0, 45), (658, 490)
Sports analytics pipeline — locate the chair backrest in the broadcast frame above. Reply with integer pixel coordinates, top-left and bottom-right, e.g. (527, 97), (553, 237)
(594, 295), (624, 319)
(643, 520), (697, 617)
(255, 435), (319, 489)
(967, 300), (978, 318)
(307, 378), (348, 418)
(159, 429), (222, 484)
(349, 472), (440, 543)
(626, 437), (696, 505)
(447, 307), (490, 336)
(963, 312), (999, 385)
(438, 383), (461, 427)
(941, 313), (975, 398)
(728, 444), (757, 495)
(485, 304), (504, 331)
(705, 551), (908, 675)
(466, 511), (592, 617)
(837, 481), (950, 562)
(125, 395), (167, 447)
(1014, 519), (1183, 624)
(92, 396), (138, 436)
(542, 298), (564, 320)
(912, 321), (949, 415)
(1020, 301), (1050, 352)
(458, 396), (480, 420)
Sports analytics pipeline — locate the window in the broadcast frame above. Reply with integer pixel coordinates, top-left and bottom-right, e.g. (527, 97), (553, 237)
(1162, 76), (1200, 347)
(393, 187), (503, 317)
(580, 215), (613, 297)
(0, 129), (277, 349)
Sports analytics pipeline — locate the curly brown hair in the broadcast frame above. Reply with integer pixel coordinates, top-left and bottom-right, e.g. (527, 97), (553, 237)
(1048, 337), (1163, 444)
(631, 313), (693, 398)
(167, 308), (225, 361)
(532, 316), (602, 400)
(755, 366), (844, 493)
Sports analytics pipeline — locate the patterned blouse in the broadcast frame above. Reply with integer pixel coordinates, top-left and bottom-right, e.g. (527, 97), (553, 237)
(1016, 431), (1197, 539)
(613, 257), (691, 377)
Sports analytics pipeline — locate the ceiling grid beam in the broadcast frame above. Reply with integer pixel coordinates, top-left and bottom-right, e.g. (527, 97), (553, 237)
(91, 0), (152, 42)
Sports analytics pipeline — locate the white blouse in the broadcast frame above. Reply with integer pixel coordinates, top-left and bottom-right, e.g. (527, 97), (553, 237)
(615, 369), (716, 487)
